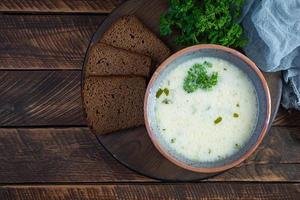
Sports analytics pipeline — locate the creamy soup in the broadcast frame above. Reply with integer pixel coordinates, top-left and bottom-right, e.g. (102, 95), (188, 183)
(154, 57), (258, 162)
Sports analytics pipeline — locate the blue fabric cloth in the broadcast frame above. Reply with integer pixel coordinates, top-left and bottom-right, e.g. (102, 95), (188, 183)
(241, 0), (300, 110)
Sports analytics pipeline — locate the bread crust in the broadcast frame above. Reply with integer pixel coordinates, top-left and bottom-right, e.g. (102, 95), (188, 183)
(86, 43), (151, 77)
(101, 15), (171, 64)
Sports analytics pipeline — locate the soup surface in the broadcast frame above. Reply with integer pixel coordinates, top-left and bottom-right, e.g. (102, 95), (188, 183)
(154, 57), (258, 162)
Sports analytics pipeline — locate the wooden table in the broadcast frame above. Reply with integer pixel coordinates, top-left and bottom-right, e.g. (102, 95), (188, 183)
(0, 1), (299, 199)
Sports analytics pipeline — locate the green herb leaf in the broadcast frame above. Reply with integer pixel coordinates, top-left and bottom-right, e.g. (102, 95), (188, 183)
(217, 155), (224, 160)
(235, 143), (241, 149)
(156, 88), (163, 98)
(163, 88), (169, 96)
(233, 113), (239, 118)
(203, 61), (212, 68)
(214, 116), (222, 124)
(156, 88), (169, 98)
(162, 99), (171, 104)
(171, 138), (176, 143)
(160, 15), (172, 36)
(183, 62), (218, 93)
(160, 0), (247, 48)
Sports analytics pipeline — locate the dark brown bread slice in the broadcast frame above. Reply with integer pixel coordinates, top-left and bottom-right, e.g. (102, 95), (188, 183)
(101, 15), (172, 64)
(86, 43), (151, 77)
(83, 76), (145, 135)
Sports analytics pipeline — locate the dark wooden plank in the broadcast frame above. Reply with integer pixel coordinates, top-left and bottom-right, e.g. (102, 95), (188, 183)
(0, 15), (104, 70)
(273, 107), (300, 127)
(0, 71), (85, 126)
(243, 126), (300, 164)
(0, 127), (298, 183)
(210, 163), (300, 182)
(209, 164), (300, 182)
(0, 183), (299, 200)
(0, 128), (152, 183)
(0, 0), (122, 13)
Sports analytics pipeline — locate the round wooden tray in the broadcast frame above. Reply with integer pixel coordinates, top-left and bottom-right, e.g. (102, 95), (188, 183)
(82, 0), (282, 181)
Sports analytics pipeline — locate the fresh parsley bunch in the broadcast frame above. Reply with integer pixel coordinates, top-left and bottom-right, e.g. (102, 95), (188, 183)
(183, 61), (218, 93)
(160, 0), (247, 47)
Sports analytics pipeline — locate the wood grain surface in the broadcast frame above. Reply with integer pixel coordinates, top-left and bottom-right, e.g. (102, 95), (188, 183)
(0, 183), (299, 200)
(0, 128), (151, 183)
(273, 107), (300, 127)
(0, 0), (298, 198)
(0, 0), (123, 13)
(0, 71), (85, 126)
(0, 127), (298, 183)
(0, 15), (104, 69)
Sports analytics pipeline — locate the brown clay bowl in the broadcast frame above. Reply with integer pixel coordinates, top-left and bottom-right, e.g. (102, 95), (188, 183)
(144, 44), (271, 173)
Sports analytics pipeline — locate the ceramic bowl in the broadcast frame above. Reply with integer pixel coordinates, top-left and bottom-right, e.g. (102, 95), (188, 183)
(144, 44), (271, 173)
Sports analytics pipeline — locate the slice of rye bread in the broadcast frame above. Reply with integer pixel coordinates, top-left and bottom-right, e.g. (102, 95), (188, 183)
(83, 76), (146, 135)
(86, 43), (151, 77)
(101, 15), (172, 64)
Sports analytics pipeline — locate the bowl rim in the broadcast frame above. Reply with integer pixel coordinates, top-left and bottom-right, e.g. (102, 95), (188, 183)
(144, 44), (271, 173)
